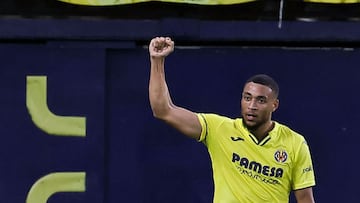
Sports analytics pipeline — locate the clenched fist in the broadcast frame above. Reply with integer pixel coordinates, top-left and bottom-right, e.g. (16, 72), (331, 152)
(149, 37), (174, 58)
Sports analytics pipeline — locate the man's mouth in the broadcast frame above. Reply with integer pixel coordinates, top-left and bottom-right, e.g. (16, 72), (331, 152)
(246, 114), (257, 121)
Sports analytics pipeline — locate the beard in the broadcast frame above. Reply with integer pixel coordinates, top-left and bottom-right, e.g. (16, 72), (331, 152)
(242, 116), (267, 132)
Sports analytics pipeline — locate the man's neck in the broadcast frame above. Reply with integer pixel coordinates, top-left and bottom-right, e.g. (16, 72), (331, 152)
(250, 121), (275, 142)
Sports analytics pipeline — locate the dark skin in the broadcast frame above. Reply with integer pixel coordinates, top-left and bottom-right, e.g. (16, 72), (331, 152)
(148, 36), (315, 203)
(241, 82), (278, 141)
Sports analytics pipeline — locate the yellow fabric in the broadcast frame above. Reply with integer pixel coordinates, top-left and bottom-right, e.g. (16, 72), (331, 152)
(58, 0), (254, 6)
(197, 113), (316, 203)
(305, 0), (359, 3)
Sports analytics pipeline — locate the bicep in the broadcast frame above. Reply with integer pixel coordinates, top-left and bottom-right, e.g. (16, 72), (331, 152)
(161, 105), (202, 140)
(294, 187), (315, 203)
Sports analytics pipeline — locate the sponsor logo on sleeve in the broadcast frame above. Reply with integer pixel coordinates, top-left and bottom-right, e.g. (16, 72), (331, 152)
(303, 166), (313, 174)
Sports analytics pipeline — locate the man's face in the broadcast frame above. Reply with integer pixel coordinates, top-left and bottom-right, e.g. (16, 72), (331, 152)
(241, 82), (279, 130)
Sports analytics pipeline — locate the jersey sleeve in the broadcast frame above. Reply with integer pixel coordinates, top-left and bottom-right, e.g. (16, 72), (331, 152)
(197, 113), (208, 142)
(292, 138), (316, 190)
(196, 113), (225, 144)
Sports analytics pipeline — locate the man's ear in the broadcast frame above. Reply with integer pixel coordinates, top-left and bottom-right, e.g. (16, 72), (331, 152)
(273, 99), (279, 112)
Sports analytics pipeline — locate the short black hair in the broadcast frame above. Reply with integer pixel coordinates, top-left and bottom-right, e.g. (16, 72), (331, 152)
(246, 74), (279, 98)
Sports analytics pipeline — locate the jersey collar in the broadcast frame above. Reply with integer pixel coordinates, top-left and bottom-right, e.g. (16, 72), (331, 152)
(236, 119), (279, 146)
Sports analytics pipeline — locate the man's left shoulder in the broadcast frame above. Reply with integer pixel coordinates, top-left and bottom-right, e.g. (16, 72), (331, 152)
(276, 122), (306, 143)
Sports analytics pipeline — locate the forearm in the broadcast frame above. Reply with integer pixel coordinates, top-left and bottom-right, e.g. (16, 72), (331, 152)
(297, 199), (315, 203)
(294, 188), (315, 203)
(149, 57), (174, 118)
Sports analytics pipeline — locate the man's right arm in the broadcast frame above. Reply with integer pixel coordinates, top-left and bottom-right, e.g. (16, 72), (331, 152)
(148, 37), (202, 140)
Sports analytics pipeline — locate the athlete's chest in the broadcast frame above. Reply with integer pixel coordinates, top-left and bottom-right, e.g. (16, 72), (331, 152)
(209, 125), (293, 180)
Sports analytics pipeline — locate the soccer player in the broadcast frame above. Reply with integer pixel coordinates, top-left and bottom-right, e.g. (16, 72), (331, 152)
(148, 36), (316, 203)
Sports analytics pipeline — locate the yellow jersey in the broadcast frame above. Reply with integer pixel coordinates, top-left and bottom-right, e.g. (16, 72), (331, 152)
(197, 113), (315, 203)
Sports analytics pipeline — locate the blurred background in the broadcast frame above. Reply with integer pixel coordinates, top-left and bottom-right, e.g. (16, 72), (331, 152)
(1, 0), (360, 21)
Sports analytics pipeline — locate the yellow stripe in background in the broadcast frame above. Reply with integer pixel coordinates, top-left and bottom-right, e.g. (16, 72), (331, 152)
(26, 172), (86, 203)
(26, 76), (86, 137)
(58, 0), (254, 6)
(305, 0), (360, 3)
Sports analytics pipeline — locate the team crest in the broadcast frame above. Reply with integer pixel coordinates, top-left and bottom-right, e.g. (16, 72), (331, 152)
(274, 150), (288, 163)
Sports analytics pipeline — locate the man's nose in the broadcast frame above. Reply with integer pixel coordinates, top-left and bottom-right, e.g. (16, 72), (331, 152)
(248, 99), (257, 110)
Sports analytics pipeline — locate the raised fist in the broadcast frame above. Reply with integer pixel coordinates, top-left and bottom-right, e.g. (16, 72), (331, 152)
(149, 37), (174, 58)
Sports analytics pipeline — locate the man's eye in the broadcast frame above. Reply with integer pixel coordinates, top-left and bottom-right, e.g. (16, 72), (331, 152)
(258, 98), (266, 103)
(243, 96), (251, 101)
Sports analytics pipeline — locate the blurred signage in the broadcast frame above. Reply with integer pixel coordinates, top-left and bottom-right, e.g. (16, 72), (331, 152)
(58, 0), (254, 5)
